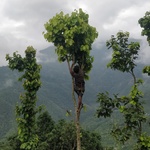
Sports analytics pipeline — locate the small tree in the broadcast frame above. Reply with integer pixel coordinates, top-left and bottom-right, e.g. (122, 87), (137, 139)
(43, 8), (98, 150)
(6, 46), (41, 150)
(36, 116), (103, 150)
(36, 111), (55, 150)
(96, 31), (149, 149)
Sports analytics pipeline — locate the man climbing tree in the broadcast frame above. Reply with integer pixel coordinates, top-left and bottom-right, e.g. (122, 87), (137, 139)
(43, 8), (98, 150)
(69, 61), (85, 113)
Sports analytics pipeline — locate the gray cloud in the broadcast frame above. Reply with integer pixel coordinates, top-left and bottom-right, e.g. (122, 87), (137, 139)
(0, 0), (150, 66)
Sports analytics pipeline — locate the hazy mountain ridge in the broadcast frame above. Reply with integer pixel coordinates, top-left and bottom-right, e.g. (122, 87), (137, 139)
(0, 45), (149, 140)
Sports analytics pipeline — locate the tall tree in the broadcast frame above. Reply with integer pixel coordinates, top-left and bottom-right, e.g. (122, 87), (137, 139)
(43, 8), (98, 150)
(6, 46), (41, 150)
(96, 31), (149, 149)
(138, 11), (150, 76)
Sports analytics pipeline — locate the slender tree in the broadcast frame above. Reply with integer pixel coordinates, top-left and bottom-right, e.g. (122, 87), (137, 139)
(6, 46), (41, 150)
(138, 11), (150, 149)
(43, 8), (98, 150)
(96, 31), (149, 149)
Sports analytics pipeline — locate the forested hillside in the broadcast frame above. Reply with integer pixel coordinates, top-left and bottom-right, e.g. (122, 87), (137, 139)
(0, 45), (149, 146)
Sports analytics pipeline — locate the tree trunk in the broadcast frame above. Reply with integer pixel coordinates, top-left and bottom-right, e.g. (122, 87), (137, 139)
(76, 118), (81, 150)
(67, 59), (82, 150)
(71, 78), (81, 150)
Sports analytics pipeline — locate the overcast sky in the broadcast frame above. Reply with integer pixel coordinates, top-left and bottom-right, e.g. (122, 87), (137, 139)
(0, 0), (150, 66)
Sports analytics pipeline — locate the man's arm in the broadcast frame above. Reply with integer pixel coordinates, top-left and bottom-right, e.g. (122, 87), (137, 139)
(66, 55), (75, 76)
(66, 57), (75, 76)
(70, 62), (75, 76)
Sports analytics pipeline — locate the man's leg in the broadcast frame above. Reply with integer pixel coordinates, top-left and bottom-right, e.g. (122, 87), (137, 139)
(78, 95), (82, 110)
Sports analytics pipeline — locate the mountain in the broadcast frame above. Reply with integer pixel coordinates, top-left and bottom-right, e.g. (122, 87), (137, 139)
(0, 45), (150, 146)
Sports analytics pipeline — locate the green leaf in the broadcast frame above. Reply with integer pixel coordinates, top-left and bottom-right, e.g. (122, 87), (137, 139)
(130, 100), (136, 105)
(119, 106), (124, 112)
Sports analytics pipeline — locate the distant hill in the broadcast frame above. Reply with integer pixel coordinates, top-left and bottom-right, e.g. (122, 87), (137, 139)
(0, 45), (149, 145)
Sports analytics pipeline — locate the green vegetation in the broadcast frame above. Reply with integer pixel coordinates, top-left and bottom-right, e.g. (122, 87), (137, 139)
(0, 111), (103, 150)
(43, 8), (98, 78)
(43, 8), (98, 150)
(0, 44), (150, 150)
(139, 11), (150, 45)
(139, 11), (150, 76)
(96, 31), (150, 149)
(0, 9), (150, 150)
(6, 46), (42, 150)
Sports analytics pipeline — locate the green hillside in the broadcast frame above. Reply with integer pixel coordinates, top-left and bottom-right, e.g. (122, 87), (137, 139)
(0, 45), (149, 148)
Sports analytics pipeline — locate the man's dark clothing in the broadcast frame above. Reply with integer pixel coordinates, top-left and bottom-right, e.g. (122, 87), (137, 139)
(72, 69), (85, 96)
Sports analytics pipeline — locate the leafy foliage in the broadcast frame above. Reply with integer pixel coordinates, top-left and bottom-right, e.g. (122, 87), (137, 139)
(36, 111), (55, 150)
(43, 8), (98, 150)
(97, 83), (146, 143)
(139, 11), (150, 76)
(135, 133), (150, 150)
(138, 11), (150, 149)
(97, 31), (149, 149)
(43, 8), (98, 78)
(143, 66), (150, 76)
(96, 92), (115, 118)
(6, 46), (41, 150)
(1, 111), (104, 150)
(138, 11), (150, 45)
(0, 134), (21, 150)
(106, 31), (140, 73)
(7, 134), (21, 150)
(0, 45), (149, 149)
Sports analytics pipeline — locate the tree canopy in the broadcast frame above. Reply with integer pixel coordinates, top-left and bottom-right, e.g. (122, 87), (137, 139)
(138, 11), (150, 45)
(43, 8), (98, 78)
(106, 31), (140, 73)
